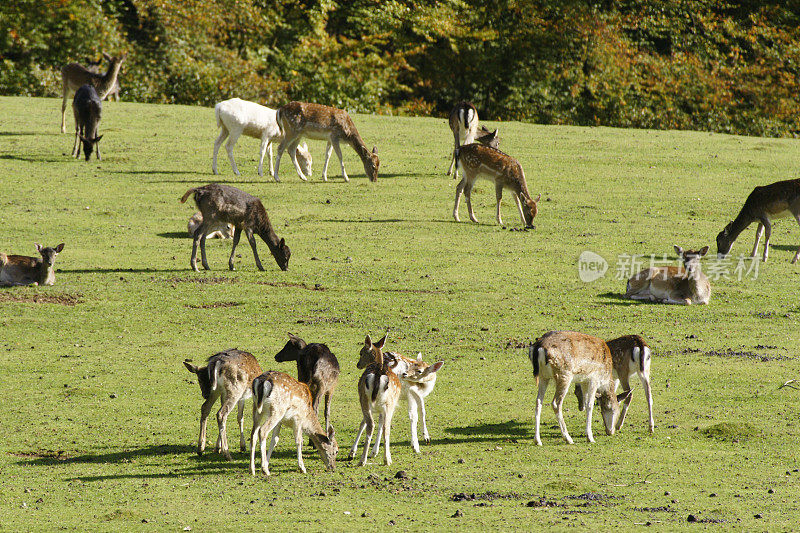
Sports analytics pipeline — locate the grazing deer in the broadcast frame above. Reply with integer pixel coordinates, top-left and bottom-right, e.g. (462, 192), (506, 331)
(249, 371), (337, 475)
(212, 98), (312, 178)
(85, 56), (121, 101)
(274, 333), (340, 434)
(0, 243), (64, 287)
(447, 101), (499, 179)
(625, 245), (711, 305)
(187, 212), (234, 240)
(349, 333), (401, 466)
(529, 331), (631, 445)
(71, 85), (103, 161)
(369, 352), (444, 454)
(574, 335), (654, 434)
(180, 184), (291, 272)
(274, 101), (379, 182)
(716, 178), (800, 263)
(453, 144), (540, 227)
(183, 349), (262, 460)
(61, 52), (126, 133)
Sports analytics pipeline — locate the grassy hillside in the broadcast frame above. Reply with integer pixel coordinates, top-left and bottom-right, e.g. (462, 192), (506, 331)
(0, 96), (799, 530)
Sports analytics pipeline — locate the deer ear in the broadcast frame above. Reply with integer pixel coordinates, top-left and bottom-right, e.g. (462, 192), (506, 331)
(416, 352), (423, 361)
(372, 146), (378, 155)
(95, 135), (103, 142)
(55, 243), (65, 253)
(617, 389), (634, 402)
(375, 333), (387, 349)
(279, 238), (286, 247)
(327, 425), (335, 439)
(35, 243), (42, 253)
(534, 193), (541, 202)
(430, 361), (445, 372)
(183, 361), (198, 373)
(364, 335), (372, 347)
(698, 246), (709, 256)
(102, 52), (111, 61)
(519, 192), (528, 202)
(674, 245), (684, 256)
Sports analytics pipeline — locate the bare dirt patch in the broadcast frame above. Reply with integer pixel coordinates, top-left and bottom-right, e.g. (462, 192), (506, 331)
(0, 292), (82, 306)
(161, 276), (238, 285)
(255, 281), (325, 290)
(8, 449), (71, 460)
(703, 348), (789, 362)
(504, 338), (529, 350)
(185, 302), (243, 309)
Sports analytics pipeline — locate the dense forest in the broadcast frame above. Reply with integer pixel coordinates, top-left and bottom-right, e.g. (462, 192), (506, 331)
(2, 0), (800, 136)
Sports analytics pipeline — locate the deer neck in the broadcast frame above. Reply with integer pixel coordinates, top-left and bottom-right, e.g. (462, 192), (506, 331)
(728, 209), (757, 243)
(38, 260), (55, 285)
(256, 217), (281, 252)
(348, 133), (371, 164)
(99, 61), (123, 94)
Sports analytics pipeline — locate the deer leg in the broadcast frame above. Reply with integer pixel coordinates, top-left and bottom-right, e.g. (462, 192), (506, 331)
(465, 180), (478, 223)
(190, 224), (205, 272)
(641, 373), (654, 434)
(615, 376), (633, 431)
(199, 231), (210, 270)
(582, 382), (599, 443)
(245, 229), (264, 271)
(552, 377), (574, 445)
(760, 217), (773, 262)
(383, 403), (396, 466)
(61, 82), (69, 133)
(495, 182), (505, 226)
(370, 413), (384, 458)
(273, 134), (297, 182)
(324, 391), (332, 434)
(198, 394), (217, 455)
(574, 384), (585, 411)
(267, 142), (274, 177)
(72, 128), (81, 158)
(250, 423), (262, 476)
(358, 410), (375, 467)
(453, 178), (467, 222)
(292, 422), (307, 474)
(417, 391), (430, 445)
(216, 393), (238, 460)
(513, 192), (527, 227)
(322, 140), (333, 182)
(228, 227), (242, 271)
(224, 130), (242, 176)
(286, 139), (308, 181)
(257, 137), (270, 177)
(237, 400), (247, 451)
(331, 138), (349, 182)
(534, 378), (548, 446)
(407, 392), (420, 453)
(751, 223), (764, 257)
(447, 134), (458, 178)
(95, 131), (101, 160)
(265, 421), (282, 468)
(349, 417), (368, 460)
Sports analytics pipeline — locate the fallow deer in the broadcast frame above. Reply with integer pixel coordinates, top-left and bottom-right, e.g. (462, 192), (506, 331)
(71, 85), (103, 161)
(349, 333), (401, 466)
(371, 352), (444, 454)
(453, 144), (540, 227)
(446, 101), (499, 180)
(180, 184), (291, 272)
(574, 335), (654, 434)
(61, 52), (126, 133)
(716, 178), (800, 263)
(187, 212), (234, 240)
(529, 331), (631, 445)
(274, 101), (379, 182)
(274, 333), (340, 434)
(0, 243), (64, 287)
(183, 349), (262, 459)
(85, 56), (121, 101)
(249, 371), (337, 475)
(625, 246), (711, 305)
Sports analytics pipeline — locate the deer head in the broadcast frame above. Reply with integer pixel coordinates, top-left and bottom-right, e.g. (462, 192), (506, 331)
(716, 223), (734, 258)
(35, 243), (65, 265)
(275, 333), (307, 362)
(357, 333), (387, 369)
(311, 426), (338, 471)
(520, 192), (541, 227)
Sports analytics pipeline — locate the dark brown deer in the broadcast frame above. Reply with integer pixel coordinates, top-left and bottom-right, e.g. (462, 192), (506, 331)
(274, 333), (340, 434)
(0, 243), (64, 286)
(274, 101), (379, 182)
(716, 178), (800, 263)
(61, 52), (126, 132)
(183, 349), (263, 459)
(180, 184), (291, 272)
(71, 85), (103, 161)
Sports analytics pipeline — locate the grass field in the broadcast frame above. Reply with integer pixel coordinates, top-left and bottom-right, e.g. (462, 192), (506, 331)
(1, 96), (799, 531)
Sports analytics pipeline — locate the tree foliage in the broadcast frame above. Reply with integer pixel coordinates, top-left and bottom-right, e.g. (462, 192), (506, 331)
(2, 0), (800, 136)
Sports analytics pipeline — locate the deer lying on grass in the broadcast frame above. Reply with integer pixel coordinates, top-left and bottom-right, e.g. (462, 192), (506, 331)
(625, 245), (711, 305)
(212, 98), (312, 178)
(453, 144), (540, 227)
(349, 333), (401, 466)
(446, 101), (500, 180)
(71, 85), (103, 161)
(183, 349), (262, 459)
(368, 351), (444, 454)
(716, 178), (800, 263)
(249, 371), (337, 475)
(61, 52), (126, 133)
(187, 212), (234, 240)
(274, 333), (340, 434)
(85, 56), (121, 101)
(530, 331), (631, 445)
(180, 183), (291, 272)
(0, 243), (64, 287)
(274, 101), (379, 182)
(574, 335), (654, 434)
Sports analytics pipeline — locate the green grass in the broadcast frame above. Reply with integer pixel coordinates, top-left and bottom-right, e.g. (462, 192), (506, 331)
(1, 96), (799, 531)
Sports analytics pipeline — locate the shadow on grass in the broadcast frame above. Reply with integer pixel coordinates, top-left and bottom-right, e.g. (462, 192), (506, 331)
(158, 231), (189, 239)
(147, 178), (271, 185)
(768, 244), (799, 252)
(0, 131), (53, 136)
(61, 267), (182, 274)
(444, 420), (530, 439)
(0, 154), (66, 163)
(596, 291), (643, 306)
(106, 169), (199, 175)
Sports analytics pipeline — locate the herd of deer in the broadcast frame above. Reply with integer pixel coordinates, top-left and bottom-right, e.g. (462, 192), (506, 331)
(2, 51), (800, 474)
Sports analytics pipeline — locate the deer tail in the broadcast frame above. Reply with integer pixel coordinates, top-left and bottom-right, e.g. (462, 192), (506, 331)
(180, 188), (196, 203)
(253, 376), (273, 412)
(528, 340), (547, 377)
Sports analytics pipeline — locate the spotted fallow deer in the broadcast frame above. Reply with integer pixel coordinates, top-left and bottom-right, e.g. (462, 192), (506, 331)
(716, 178), (800, 263)
(183, 348), (262, 460)
(348, 333), (402, 466)
(274, 101), (379, 182)
(529, 331), (631, 445)
(61, 52), (126, 133)
(249, 371), (337, 476)
(453, 144), (540, 227)
(625, 245), (711, 305)
(446, 101), (499, 180)
(574, 335), (654, 434)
